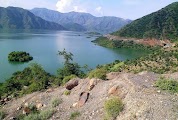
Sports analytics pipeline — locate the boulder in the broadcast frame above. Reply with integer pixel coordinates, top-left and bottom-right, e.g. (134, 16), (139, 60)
(88, 79), (98, 91)
(108, 85), (119, 95)
(65, 79), (79, 90)
(78, 92), (90, 107)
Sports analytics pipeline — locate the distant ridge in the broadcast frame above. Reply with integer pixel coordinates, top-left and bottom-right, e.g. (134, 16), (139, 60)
(0, 7), (65, 30)
(113, 2), (178, 41)
(31, 8), (131, 33)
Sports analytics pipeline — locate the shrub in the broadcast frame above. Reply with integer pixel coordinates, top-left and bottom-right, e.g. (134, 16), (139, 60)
(28, 103), (38, 114)
(51, 98), (62, 107)
(70, 111), (81, 120)
(39, 109), (55, 120)
(0, 111), (6, 120)
(104, 97), (123, 119)
(63, 90), (71, 95)
(62, 75), (77, 85)
(88, 68), (107, 80)
(16, 108), (55, 120)
(23, 113), (40, 120)
(155, 78), (178, 93)
(110, 62), (124, 72)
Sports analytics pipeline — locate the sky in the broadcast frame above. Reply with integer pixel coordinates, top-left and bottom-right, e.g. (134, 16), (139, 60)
(0, 0), (178, 20)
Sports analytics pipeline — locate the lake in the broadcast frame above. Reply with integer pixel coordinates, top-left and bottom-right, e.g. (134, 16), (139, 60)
(0, 30), (146, 82)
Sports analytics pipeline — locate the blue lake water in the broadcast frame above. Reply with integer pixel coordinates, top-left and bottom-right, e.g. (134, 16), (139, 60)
(0, 30), (146, 82)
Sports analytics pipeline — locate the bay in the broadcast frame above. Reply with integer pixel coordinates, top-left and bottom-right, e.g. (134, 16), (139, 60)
(0, 30), (146, 82)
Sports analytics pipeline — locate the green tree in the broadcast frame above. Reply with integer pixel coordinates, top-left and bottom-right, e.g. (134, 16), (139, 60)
(57, 49), (85, 79)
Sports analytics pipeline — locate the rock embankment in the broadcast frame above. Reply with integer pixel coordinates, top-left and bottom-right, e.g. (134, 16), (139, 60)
(2, 72), (178, 120)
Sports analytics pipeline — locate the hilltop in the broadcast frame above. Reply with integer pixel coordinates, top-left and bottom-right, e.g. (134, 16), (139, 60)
(1, 72), (178, 120)
(113, 2), (178, 41)
(0, 7), (65, 30)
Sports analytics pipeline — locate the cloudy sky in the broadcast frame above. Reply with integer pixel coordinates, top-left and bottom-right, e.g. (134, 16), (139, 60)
(0, 0), (177, 19)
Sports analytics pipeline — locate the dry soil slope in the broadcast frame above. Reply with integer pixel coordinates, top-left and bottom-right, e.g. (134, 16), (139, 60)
(2, 72), (178, 120)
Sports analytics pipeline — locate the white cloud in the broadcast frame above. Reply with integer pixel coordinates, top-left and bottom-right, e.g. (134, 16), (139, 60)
(73, 6), (86, 12)
(95, 6), (103, 15)
(56, 0), (73, 12)
(56, 0), (87, 13)
(56, 0), (103, 15)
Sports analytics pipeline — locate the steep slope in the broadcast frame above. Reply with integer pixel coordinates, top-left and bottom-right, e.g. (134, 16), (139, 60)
(0, 7), (65, 30)
(31, 8), (131, 33)
(113, 2), (178, 41)
(2, 72), (178, 120)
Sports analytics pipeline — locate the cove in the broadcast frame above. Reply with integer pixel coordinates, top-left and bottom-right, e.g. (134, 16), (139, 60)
(0, 30), (147, 82)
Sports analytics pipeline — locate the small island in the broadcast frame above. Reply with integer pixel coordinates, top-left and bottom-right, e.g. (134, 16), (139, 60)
(8, 51), (33, 62)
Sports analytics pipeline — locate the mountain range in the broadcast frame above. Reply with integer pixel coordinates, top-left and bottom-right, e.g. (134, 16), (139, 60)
(0, 7), (65, 30)
(113, 2), (178, 41)
(31, 8), (131, 33)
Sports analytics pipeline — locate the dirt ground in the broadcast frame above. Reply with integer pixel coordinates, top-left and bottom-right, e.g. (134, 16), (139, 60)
(2, 71), (178, 120)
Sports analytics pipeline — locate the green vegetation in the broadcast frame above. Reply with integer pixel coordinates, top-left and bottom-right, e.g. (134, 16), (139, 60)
(21, 108), (55, 120)
(0, 63), (58, 99)
(92, 37), (160, 50)
(63, 90), (71, 95)
(62, 75), (77, 85)
(0, 110), (6, 120)
(88, 68), (107, 80)
(113, 2), (178, 41)
(28, 103), (39, 113)
(8, 51), (33, 62)
(70, 111), (81, 120)
(38, 109), (55, 120)
(99, 47), (178, 74)
(57, 49), (85, 80)
(0, 7), (65, 30)
(23, 114), (40, 120)
(104, 97), (123, 119)
(155, 78), (178, 93)
(0, 49), (87, 101)
(51, 98), (62, 107)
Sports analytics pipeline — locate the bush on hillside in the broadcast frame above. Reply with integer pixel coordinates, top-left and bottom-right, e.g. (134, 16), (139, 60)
(104, 97), (123, 119)
(88, 68), (107, 80)
(155, 78), (178, 93)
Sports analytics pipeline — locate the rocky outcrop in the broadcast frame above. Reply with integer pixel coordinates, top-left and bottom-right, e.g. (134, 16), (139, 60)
(65, 79), (79, 90)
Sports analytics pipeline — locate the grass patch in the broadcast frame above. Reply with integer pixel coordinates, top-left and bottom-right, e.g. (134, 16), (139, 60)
(0, 110), (6, 120)
(155, 78), (178, 93)
(104, 97), (123, 119)
(63, 90), (71, 95)
(70, 111), (81, 120)
(51, 98), (62, 107)
(16, 108), (55, 120)
(88, 68), (107, 80)
(39, 109), (55, 120)
(23, 113), (40, 120)
(62, 75), (77, 85)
